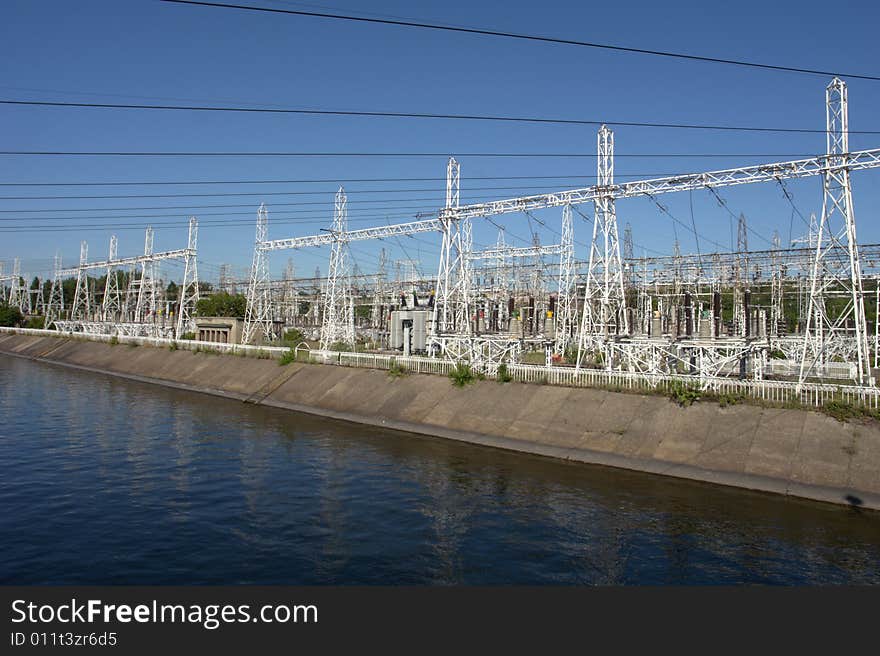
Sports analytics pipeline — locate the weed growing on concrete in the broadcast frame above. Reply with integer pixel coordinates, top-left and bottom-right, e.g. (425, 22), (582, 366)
(168, 341), (178, 351)
(449, 363), (479, 387)
(109, 335), (119, 346)
(279, 349), (296, 366)
(820, 399), (880, 423)
(496, 363), (513, 383)
(387, 362), (408, 379)
(668, 381), (701, 407)
(716, 391), (745, 408)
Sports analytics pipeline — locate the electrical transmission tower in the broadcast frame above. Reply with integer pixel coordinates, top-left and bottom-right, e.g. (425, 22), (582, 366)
(176, 216), (200, 336)
(102, 235), (121, 321)
(799, 77), (873, 386)
(577, 125), (628, 365)
(770, 231), (784, 337)
(432, 157), (471, 338)
(553, 204), (575, 355)
(320, 187), (355, 350)
(243, 203), (274, 344)
(71, 241), (91, 320)
(734, 213), (749, 336)
(135, 227), (156, 322)
(7, 258), (29, 314)
(45, 253), (64, 328)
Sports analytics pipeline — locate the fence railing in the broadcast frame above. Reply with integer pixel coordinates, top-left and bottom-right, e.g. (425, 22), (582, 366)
(3, 326), (878, 410)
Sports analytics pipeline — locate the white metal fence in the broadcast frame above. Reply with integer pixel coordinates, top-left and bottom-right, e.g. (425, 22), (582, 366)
(3, 326), (878, 410)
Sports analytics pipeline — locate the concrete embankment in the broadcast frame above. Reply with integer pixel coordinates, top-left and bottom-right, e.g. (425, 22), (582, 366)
(2, 332), (879, 511)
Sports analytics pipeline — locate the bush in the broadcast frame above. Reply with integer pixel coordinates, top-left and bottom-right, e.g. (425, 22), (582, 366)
(281, 328), (305, 346)
(820, 400), (879, 423)
(0, 303), (23, 327)
(496, 363), (513, 383)
(387, 361), (408, 379)
(329, 340), (352, 352)
(169, 341), (178, 351)
(279, 348), (296, 366)
(449, 363), (481, 387)
(109, 335), (119, 346)
(668, 381), (701, 407)
(196, 292), (247, 318)
(179, 332), (196, 341)
(25, 316), (45, 329)
(717, 392), (745, 408)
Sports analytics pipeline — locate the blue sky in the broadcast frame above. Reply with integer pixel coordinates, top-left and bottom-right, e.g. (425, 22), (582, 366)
(1, 0), (879, 285)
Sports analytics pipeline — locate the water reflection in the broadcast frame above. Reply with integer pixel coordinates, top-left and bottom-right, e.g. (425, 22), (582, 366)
(1, 354), (878, 585)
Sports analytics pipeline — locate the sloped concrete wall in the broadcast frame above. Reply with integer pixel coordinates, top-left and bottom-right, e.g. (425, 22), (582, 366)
(2, 332), (878, 510)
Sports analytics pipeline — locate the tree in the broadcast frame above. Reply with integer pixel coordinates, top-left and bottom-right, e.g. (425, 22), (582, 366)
(0, 303), (24, 327)
(166, 281), (179, 303)
(196, 292), (247, 318)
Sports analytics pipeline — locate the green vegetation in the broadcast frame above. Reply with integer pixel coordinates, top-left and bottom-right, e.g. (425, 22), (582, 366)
(715, 391), (746, 408)
(0, 303), (23, 327)
(109, 335), (119, 346)
(280, 329), (307, 347)
(496, 363), (513, 383)
(24, 316), (45, 329)
(196, 292), (247, 318)
(519, 350), (546, 365)
(449, 363), (483, 387)
(168, 341), (178, 351)
(179, 332), (196, 341)
(387, 361), (408, 379)
(328, 341), (352, 352)
(667, 381), (702, 407)
(279, 348), (296, 366)
(820, 399), (880, 423)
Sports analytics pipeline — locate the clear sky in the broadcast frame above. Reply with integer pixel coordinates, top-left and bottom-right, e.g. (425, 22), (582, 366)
(2, 0), (879, 285)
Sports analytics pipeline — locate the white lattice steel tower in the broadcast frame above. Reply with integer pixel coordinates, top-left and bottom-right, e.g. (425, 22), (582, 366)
(243, 203), (273, 344)
(135, 227), (156, 322)
(799, 77), (872, 386)
(433, 157), (471, 336)
(176, 216), (200, 336)
(7, 258), (29, 313)
(71, 241), (91, 320)
(44, 253), (64, 328)
(102, 235), (121, 321)
(553, 204), (575, 355)
(770, 231), (784, 337)
(577, 125), (628, 365)
(734, 213), (749, 336)
(320, 187), (355, 350)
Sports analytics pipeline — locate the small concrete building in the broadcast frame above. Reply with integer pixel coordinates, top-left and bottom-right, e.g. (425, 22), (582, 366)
(194, 316), (244, 344)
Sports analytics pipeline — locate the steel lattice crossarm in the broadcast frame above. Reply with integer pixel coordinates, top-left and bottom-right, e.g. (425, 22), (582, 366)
(442, 148), (880, 221)
(256, 149), (880, 253)
(468, 243), (564, 260)
(58, 248), (192, 276)
(626, 242), (880, 275)
(260, 218), (443, 251)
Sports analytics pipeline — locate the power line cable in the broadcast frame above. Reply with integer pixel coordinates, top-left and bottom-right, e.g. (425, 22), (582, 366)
(0, 150), (817, 157)
(160, 0), (880, 81)
(4, 98), (876, 134)
(0, 173), (736, 187)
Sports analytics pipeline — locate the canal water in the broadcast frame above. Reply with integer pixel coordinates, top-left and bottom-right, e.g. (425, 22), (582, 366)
(1, 354), (879, 585)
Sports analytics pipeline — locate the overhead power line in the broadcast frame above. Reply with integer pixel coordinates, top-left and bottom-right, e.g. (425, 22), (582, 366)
(160, 0), (880, 81)
(0, 173), (682, 187)
(0, 151), (815, 158)
(0, 179), (692, 200)
(3, 99), (876, 134)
